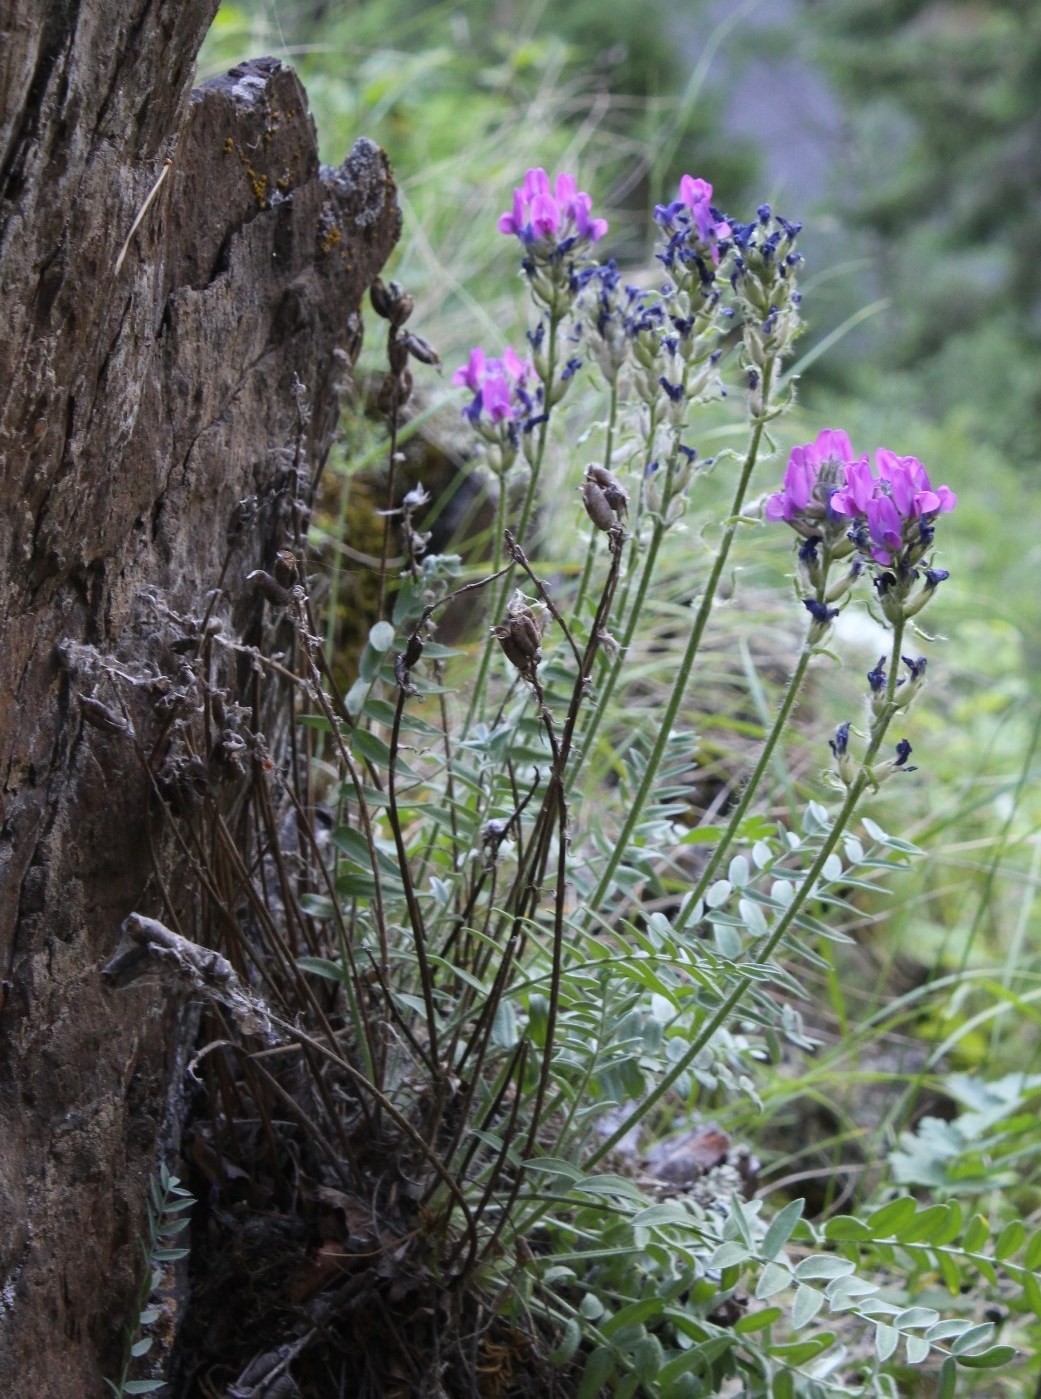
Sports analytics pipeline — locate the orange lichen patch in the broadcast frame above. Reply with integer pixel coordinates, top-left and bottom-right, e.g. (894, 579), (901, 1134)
(247, 167), (269, 207)
(319, 223), (342, 253)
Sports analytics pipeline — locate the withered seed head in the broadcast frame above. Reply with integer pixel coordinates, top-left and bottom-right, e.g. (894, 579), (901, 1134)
(493, 594), (546, 676)
(370, 278), (414, 328)
(376, 368), (414, 415)
(580, 463), (628, 531)
(273, 550), (298, 588)
(402, 331), (440, 367)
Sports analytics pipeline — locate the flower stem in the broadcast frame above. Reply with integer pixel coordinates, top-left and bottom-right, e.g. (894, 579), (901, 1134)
(463, 311), (561, 734)
(573, 382), (618, 620)
(587, 613), (907, 1167)
(671, 546), (837, 936)
(584, 360), (777, 918)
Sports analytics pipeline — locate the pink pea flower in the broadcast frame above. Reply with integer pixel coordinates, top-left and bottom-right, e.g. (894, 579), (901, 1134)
(865, 494), (904, 563)
(876, 449), (957, 518)
(452, 346), (487, 395)
(678, 174), (732, 247)
(764, 429), (859, 528)
(498, 167), (608, 247)
(831, 447), (957, 565)
(452, 344), (536, 426)
(829, 456), (875, 517)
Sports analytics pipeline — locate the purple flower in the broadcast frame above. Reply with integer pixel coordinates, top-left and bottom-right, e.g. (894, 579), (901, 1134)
(679, 175), (731, 255)
(864, 494), (904, 563)
(655, 175), (732, 279)
(498, 168), (608, 248)
(452, 344), (536, 425)
(764, 429), (859, 527)
(831, 447), (957, 566)
(876, 450), (957, 517)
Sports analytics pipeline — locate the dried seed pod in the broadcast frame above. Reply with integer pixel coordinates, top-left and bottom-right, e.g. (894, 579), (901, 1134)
(586, 463), (629, 516)
(246, 569), (291, 607)
(369, 278), (393, 319)
(403, 332), (440, 367)
(228, 495), (258, 541)
(388, 333), (410, 376)
(402, 633), (425, 669)
(493, 596), (545, 675)
(580, 476), (615, 531)
(376, 368), (413, 415)
(273, 550), (298, 588)
(78, 694), (130, 735)
(370, 278), (414, 328)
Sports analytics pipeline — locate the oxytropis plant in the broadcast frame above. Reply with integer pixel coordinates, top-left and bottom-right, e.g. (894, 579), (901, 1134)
(95, 151), (1030, 1397)
(404, 167), (1021, 1395)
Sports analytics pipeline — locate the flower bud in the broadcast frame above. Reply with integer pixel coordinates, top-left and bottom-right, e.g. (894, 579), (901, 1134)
(869, 738), (918, 785)
(802, 597), (839, 643)
(829, 720), (856, 787)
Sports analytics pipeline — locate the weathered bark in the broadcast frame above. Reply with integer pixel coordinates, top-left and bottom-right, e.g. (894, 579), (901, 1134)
(0, 4), (399, 1393)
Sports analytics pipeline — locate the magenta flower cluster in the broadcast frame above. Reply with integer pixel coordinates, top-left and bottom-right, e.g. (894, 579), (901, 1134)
(831, 449), (956, 565)
(498, 168), (608, 248)
(654, 174), (733, 275)
(764, 430), (855, 526)
(451, 345), (536, 425)
(766, 430), (956, 567)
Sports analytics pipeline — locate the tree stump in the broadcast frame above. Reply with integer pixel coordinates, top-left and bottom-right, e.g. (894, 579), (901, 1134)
(0, 5), (399, 1392)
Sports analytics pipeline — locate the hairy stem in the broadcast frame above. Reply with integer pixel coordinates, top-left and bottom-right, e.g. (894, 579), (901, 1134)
(587, 614), (908, 1166)
(584, 359), (778, 918)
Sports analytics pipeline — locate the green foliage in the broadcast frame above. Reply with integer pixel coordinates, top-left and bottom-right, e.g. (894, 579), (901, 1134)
(106, 1165), (194, 1397)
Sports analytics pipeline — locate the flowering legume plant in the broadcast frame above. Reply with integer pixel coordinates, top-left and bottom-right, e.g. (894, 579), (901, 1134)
(314, 168), (1034, 1396)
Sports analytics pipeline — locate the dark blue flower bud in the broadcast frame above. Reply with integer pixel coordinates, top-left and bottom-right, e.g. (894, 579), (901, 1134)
(830, 721), (851, 758)
(894, 739), (913, 766)
(798, 536), (821, 565)
(872, 568), (897, 598)
(867, 657), (887, 693)
(803, 598), (839, 624)
(902, 655), (927, 682)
